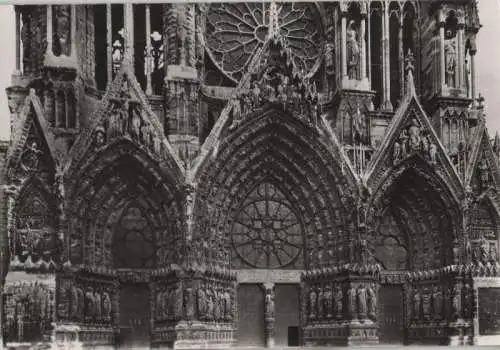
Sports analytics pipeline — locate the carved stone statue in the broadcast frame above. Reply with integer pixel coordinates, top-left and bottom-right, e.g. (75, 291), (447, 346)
(102, 292), (111, 321)
(478, 156), (491, 190)
(408, 118), (421, 153)
(70, 285), (78, 318)
(324, 285), (333, 319)
(174, 284), (183, 319)
(413, 290), (421, 320)
(197, 286), (207, 320)
(94, 291), (102, 320)
(265, 288), (275, 320)
(464, 283), (475, 319)
(422, 289), (431, 319)
(357, 285), (367, 319)
(206, 289), (214, 321)
(346, 20), (360, 79)
(432, 286), (443, 319)
(445, 35), (457, 87)
(452, 284), (462, 319)
(348, 286), (357, 319)
(393, 141), (401, 165)
(367, 284), (376, 320)
(223, 289), (232, 321)
(85, 287), (95, 319)
(309, 288), (317, 319)
(334, 286), (343, 319)
(317, 286), (324, 319)
(53, 5), (72, 57)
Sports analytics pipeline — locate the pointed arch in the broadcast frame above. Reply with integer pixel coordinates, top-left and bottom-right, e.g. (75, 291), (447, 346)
(66, 139), (184, 268)
(193, 108), (357, 269)
(367, 157), (462, 270)
(11, 178), (59, 266)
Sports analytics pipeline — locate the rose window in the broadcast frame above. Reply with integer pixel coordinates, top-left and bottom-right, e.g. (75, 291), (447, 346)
(205, 2), (323, 83)
(231, 182), (304, 269)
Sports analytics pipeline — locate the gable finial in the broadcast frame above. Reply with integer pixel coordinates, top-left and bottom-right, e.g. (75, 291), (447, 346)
(404, 49), (416, 96)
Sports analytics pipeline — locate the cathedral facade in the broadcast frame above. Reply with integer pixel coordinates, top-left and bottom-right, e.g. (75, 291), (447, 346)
(1, 1), (500, 348)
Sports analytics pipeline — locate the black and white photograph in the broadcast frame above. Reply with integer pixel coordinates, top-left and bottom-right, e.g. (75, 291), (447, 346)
(0, 1), (499, 349)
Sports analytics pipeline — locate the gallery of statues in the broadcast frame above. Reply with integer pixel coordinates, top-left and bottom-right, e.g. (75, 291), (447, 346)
(1, 1), (500, 348)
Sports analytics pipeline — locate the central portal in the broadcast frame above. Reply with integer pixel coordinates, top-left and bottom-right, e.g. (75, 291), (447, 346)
(117, 283), (151, 347)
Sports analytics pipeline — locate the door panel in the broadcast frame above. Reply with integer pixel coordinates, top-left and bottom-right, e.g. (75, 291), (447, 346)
(118, 283), (150, 347)
(236, 284), (265, 347)
(378, 285), (404, 343)
(275, 284), (300, 346)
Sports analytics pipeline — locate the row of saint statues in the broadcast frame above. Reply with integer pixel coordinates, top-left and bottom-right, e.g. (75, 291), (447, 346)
(412, 282), (474, 321)
(155, 283), (233, 322)
(307, 283), (377, 322)
(59, 284), (113, 322)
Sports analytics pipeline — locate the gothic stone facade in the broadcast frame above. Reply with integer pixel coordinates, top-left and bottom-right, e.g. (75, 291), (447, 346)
(1, 1), (500, 349)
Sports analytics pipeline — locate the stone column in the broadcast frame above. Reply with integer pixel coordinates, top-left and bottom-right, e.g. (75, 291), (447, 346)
(145, 4), (153, 95)
(398, 17), (404, 100)
(382, 2), (392, 110)
(106, 4), (112, 83)
(46, 5), (53, 55)
(123, 3), (134, 65)
(263, 283), (276, 348)
(457, 22), (465, 91)
(439, 22), (446, 89)
(367, 9), (371, 84)
(70, 5), (76, 57)
(15, 7), (21, 72)
(360, 13), (367, 80)
(341, 13), (347, 79)
(470, 48), (477, 102)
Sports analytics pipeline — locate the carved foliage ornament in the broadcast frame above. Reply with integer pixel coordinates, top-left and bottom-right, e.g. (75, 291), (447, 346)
(205, 2), (323, 83)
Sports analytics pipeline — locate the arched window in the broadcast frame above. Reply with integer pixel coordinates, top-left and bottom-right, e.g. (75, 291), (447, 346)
(389, 2), (401, 108)
(231, 182), (304, 269)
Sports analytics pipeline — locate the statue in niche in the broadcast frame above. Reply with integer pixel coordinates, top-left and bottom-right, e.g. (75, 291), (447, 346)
(224, 289), (232, 321)
(309, 288), (317, 320)
(432, 286), (443, 319)
(52, 5), (72, 57)
(85, 287), (95, 319)
(184, 287), (195, 319)
(206, 288), (214, 321)
(102, 292), (111, 321)
(479, 236), (489, 264)
(54, 164), (65, 220)
(21, 140), (43, 173)
(346, 20), (360, 79)
(70, 285), (78, 318)
(334, 286), (343, 319)
(348, 286), (357, 319)
(197, 286), (207, 320)
(445, 32), (457, 87)
(452, 284), (461, 318)
(367, 284), (376, 320)
(324, 285), (333, 319)
(478, 156), (491, 190)
(174, 285), (184, 319)
(422, 289), (431, 320)
(130, 104), (142, 141)
(94, 290), (102, 320)
(265, 288), (275, 320)
(490, 243), (498, 263)
(357, 285), (367, 319)
(408, 118), (421, 153)
(317, 286), (324, 319)
(413, 290), (421, 320)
